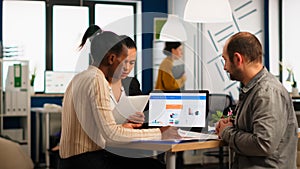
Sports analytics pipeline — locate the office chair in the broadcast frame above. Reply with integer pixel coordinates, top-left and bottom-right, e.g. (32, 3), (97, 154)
(204, 93), (234, 169)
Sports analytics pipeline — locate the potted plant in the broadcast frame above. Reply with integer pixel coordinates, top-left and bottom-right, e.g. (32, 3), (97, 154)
(292, 81), (299, 96)
(209, 107), (235, 128)
(29, 68), (36, 95)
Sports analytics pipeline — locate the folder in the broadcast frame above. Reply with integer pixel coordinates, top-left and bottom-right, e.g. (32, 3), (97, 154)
(17, 91), (28, 115)
(21, 65), (29, 89)
(11, 90), (18, 114)
(4, 63), (29, 115)
(5, 91), (12, 114)
(5, 65), (14, 90)
(5, 66), (14, 114)
(14, 64), (22, 88)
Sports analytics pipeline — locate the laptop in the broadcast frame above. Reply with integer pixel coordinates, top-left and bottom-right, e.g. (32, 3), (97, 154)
(148, 90), (209, 133)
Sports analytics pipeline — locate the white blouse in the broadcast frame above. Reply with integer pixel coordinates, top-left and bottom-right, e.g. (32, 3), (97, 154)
(109, 86), (128, 124)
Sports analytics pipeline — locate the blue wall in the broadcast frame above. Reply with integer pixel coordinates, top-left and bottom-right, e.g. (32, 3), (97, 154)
(141, 0), (168, 94)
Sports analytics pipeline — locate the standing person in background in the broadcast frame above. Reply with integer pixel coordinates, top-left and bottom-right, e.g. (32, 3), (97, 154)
(216, 32), (298, 169)
(155, 41), (186, 169)
(155, 42), (186, 91)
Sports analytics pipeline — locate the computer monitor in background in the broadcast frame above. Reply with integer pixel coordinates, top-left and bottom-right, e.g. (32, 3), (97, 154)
(44, 71), (76, 94)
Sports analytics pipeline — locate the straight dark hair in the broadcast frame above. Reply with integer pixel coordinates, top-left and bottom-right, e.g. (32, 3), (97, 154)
(119, 35), (136, 49)
(163, 42), (182, 56)
(79, 25), (102, 50)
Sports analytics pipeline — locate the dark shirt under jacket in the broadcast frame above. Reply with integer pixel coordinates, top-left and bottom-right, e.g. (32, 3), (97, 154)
(121, 77), (143, 96)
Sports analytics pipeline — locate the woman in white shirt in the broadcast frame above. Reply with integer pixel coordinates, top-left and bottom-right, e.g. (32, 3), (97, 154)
(110, 35), (144, 125)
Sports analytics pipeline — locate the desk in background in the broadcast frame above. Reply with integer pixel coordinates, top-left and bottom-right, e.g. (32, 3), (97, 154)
(31, 107), (61, 168)
(31, 94), (63, 164)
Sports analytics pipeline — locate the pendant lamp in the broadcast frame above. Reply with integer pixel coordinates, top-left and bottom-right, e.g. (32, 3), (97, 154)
(159, 14), (187, 41)
(183, 0), (233, 23)
(159, 0), (187, 42)
(183, 0), (233, 89)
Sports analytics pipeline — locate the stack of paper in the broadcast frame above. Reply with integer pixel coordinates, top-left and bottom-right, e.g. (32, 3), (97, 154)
(112, 95), (149, 123)
(178, 129), (218, 140)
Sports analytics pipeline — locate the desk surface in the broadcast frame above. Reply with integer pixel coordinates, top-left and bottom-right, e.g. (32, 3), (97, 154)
(31, 107), (61, 113)
(31, 106), (300, 153)
(108, 139), (223, 152)
(110, 131), (300, 153)
(32, 93), (64, 97)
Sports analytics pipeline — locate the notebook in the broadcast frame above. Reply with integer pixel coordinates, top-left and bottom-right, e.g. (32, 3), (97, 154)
(148, 90), (209, 132)
(172, 64), (185, 79)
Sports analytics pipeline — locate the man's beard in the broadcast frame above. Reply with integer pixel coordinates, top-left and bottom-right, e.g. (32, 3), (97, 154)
(229, 66), (242, 81)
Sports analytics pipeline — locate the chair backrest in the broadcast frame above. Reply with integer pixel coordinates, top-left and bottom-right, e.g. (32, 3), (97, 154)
(207, 94), (234, 130)
(209, 94), (233, 113)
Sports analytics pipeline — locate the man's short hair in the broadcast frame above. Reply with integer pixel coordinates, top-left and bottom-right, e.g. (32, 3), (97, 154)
(226, 32), (262, 63)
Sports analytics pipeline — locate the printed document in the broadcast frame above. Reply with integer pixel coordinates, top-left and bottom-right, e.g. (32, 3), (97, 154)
(113, 95), (149, 123)
(178, 129), (218, 140)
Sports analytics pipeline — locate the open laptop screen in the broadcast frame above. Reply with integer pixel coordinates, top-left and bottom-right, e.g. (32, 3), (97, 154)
(148, 90), (209, 129)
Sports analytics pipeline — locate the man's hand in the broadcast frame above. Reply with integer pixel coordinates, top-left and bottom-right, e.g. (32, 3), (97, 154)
(215, 118), (233, 138)
(159, 126), (181, 140)
(122, 123), (143, 129)
(127, 112), (145, 124)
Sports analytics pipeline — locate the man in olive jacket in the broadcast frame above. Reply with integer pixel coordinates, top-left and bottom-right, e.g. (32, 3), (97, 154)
(216, 32), (298, 169)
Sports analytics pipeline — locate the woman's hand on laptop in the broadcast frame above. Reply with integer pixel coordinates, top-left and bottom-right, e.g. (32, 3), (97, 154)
(160, 126), (181, 140)
(127, 112), (145, 124)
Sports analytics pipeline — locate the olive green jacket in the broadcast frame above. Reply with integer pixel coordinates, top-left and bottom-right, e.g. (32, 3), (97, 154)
(222, 68), (298, 169)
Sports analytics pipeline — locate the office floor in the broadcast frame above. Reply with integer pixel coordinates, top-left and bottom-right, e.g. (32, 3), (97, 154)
(35, 165), (223, 169)
(34, 151), (228, 169)
(185, 163), (228, 169)
(34, 163), (227, 169)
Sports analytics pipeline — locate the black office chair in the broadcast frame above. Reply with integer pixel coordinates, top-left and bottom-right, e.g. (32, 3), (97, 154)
(204, 93), (234, 169)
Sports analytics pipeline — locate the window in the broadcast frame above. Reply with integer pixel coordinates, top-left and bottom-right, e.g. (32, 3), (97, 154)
(2, 1), (46, 92)
(95, 3), (135, 76)
(95, 4), (134, 36)
(282, 0), (300, 92)
(3, 1), (140, 92)
(52, 5), (89, 72)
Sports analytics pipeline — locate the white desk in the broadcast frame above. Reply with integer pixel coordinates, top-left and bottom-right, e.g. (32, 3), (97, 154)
(31, 107), (61, 168)
(108, 139), (223, 169)
(31, 107), (222, 169)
